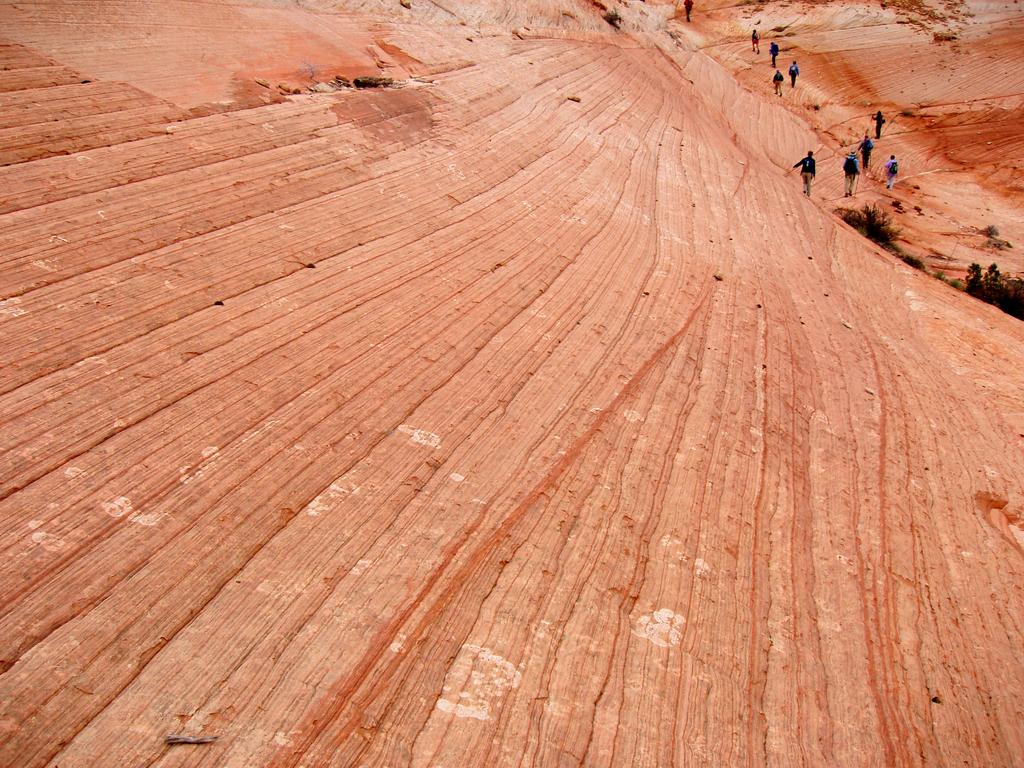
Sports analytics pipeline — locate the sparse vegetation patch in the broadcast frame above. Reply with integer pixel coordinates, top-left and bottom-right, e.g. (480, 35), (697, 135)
(983, 225), (1012, 250)
(965, 263), (1024, 319)
(353, 75), (395, 89)
(837, 204), (900, 247)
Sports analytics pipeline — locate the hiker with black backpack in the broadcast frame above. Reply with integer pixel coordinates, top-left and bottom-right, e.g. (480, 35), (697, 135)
(884, 155), (898, 189)
(874, 110), (886, 139)
(793, 151), (815, 196)
(789, 61), (799, 87)
(858, 134), (874, 169)
(769, 41), (780, 67)
(843, 151), (860, 197)
(772, 69), (784, 96)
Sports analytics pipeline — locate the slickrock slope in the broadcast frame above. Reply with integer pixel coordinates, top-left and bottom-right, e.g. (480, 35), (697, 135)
(1, 2), (1022, 767)
(692, 0), (1024, 275)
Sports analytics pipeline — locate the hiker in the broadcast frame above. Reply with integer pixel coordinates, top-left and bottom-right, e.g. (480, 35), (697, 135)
(684, 0), (694, 22)
(769, 41), (780, 67)
(793, 151), (815, 196)
(884, 154), (898, 189)
(843, 151), (860, 196)
(858, 134), (874, 169)
(874, 110), (886, 139)
(789, 60), (799, 87)
(752, 29), (760, 53)
(773, 69), (784, 96)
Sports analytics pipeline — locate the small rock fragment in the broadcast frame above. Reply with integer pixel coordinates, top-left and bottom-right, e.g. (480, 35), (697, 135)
(165, 735), (218, 745)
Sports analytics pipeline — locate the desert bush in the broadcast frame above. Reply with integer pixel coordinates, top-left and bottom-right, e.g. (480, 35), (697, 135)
(300, 62), (321, 82)
(893, 248), (925, 270)
(965, 262), (1024, 320)
(352, 76), (394, 89)
(983, 225), (1012, 249)
(603, 8), (622, 27)
(838, 204), (900, 247)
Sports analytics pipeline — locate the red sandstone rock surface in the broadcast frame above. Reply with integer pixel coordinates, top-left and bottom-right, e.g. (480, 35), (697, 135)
(0, 1), (1022, 766)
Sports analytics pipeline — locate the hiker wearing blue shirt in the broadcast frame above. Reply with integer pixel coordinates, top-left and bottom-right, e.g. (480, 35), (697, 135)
(843, 152), (860, 196)
(858, 134), (874, 169)
(770, 41), (780, 67)
(789, 61), (799, 87)
(793, 151), (815, 196)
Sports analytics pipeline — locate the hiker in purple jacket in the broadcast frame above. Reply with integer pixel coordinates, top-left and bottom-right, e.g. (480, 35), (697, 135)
(884, 155), (899, 189)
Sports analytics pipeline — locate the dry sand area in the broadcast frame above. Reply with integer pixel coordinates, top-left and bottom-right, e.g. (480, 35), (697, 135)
(1, 0), (1023, 766)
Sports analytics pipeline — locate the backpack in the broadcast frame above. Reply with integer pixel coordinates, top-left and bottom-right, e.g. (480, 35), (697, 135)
(844, 156), (858, 174)
(773, 71), (783, 82)
(862, 138), (873, 151)
(890, 160), (898, 174)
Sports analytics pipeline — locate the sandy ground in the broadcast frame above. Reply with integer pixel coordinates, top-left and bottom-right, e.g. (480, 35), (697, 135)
(0, 1), (1022, 766)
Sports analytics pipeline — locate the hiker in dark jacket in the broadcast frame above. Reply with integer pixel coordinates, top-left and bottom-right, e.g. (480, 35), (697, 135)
(843, 152), (860, 196)
(769, 41), (780, 67)
(752, 29), (760, 53)
(684, 0), (694, 22)
(874, 110), (886, 139)
(789, 61), (799, 87)
(858, 134), (874, 169)
(773, 69), (784, 96)
(794, 151), (815, 196)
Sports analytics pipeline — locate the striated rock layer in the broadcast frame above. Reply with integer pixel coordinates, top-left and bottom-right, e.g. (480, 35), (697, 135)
(0, 1), (1022, 766)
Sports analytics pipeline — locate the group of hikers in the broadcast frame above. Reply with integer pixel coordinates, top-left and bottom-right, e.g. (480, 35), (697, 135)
(793, 111), (899, 198)
(754, 31), (799, 95)
(680, 6), (903, 199)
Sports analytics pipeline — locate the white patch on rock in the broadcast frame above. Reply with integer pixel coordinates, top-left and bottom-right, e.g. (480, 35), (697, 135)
(349, 558), (372, 576)
(129, 512), (163, 526)
(633, 608), (685, 648)
(201, 446), (219, 458)
(306, 479), (360, 516)
(435, 644), (522, 721)
(694, 558), (711, 577)
(102, 496), (133, 518)
(0, 298), (26, 317)
(27, 519), (44, 530)
(31, 531), (67, 552)
(623, 409), (643, 423)
(64, 466), (86, 479)
(397, 424), (442, 448)
(449, 473), (465, 483)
